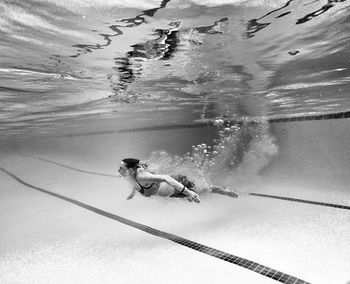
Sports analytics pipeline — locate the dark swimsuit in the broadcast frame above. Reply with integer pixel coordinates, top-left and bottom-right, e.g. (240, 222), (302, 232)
(134, 168), (157, 196)
(135, 172), (196, 198)
(135, 178), (156, 195)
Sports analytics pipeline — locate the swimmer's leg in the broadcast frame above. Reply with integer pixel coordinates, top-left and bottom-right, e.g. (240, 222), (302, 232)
(209, 185), (238, 198)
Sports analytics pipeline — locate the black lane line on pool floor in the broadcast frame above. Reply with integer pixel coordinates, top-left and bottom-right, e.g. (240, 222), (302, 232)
(0, 167), (310, 284)
(23, 155), (116, 178)
(249, 193), (350, 211)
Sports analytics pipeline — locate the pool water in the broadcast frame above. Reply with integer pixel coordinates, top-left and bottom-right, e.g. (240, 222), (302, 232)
(1, 0), (350, 283)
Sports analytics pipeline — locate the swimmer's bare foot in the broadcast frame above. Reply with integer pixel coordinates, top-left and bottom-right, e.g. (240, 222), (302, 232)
(209, 186), (238, 198)
(227, 191), (239, 198)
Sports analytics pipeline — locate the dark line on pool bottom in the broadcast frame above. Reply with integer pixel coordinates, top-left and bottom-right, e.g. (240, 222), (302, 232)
(249, 193), (350, 211)
(23, 155), (116, 178)
(0, 167), (309, 284)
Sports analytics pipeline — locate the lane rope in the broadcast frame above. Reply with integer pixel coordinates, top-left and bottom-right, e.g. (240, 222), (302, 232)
(0, 167), (310, 284)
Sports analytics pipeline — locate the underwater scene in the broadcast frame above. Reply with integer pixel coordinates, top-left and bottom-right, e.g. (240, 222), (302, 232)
(1, 1), (350, 283)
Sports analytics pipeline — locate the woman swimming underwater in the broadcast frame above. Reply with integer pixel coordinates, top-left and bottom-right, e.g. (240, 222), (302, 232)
(118, 158), (239, 203)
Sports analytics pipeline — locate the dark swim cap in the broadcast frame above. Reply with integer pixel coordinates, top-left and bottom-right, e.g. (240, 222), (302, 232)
(122, 158), (140, 169)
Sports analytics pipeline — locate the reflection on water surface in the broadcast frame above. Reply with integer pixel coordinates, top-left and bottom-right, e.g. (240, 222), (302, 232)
(0, 0), (349, 136)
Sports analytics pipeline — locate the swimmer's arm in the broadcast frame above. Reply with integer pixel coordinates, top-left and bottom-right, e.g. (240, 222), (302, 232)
(138, 172), (184, 192)
(126, 187), (137, 200)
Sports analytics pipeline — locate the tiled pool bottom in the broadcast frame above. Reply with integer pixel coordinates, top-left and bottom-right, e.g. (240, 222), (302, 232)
(1, 159), (349, 284)
(0, 167), (311, 284)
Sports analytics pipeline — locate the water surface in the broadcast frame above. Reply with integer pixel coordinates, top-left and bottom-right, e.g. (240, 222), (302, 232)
(1, 0), (349, 136)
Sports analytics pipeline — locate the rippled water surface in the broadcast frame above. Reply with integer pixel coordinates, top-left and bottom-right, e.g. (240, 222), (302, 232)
(0, 0), (349, 136)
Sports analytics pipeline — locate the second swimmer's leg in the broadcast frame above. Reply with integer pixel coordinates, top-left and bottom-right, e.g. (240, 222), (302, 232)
(209, 185), (238, 198)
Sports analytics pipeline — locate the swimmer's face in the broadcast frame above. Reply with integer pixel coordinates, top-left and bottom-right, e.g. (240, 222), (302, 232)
(118, 162), (134, 177)
(118, 165), (129, 177)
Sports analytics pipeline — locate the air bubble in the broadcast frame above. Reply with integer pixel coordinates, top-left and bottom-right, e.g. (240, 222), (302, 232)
(214, 118), (224, 126)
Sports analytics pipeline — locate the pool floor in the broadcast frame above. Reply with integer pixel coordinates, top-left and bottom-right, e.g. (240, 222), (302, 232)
(1, 154), (349, 284)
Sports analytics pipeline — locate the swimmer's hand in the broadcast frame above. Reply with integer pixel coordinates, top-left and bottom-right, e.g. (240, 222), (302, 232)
(126, 193), (135, 200)
(126, 188), (136, 200)
(185, 189), (200, 203)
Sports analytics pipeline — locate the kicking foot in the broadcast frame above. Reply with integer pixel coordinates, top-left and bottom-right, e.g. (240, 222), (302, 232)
(209, 186), (239, 198)
(227, 191), (239, 198)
